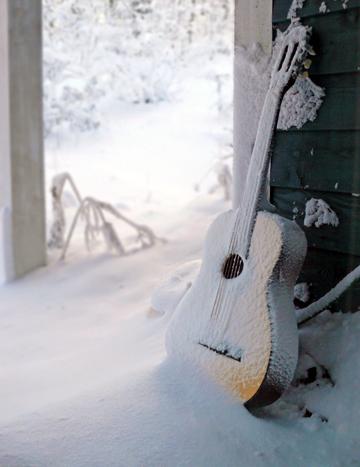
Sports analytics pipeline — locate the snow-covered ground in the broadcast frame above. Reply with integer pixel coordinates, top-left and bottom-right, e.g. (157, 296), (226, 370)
(1, 192), (360, 466)
(0, 60), (359, 466)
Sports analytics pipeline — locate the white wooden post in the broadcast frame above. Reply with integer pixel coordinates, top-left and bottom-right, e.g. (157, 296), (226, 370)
(0, 0), (46, 283)
(233, 0), (273, 208)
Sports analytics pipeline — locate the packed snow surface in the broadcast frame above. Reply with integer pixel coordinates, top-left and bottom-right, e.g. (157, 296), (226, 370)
(1, 193), (360, 465)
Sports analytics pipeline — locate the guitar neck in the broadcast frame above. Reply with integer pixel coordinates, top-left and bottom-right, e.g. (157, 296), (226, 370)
(235, 90), (282, 258)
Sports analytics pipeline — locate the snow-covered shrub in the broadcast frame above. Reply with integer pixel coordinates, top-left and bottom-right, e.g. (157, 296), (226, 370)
(43, 0), (109, 138)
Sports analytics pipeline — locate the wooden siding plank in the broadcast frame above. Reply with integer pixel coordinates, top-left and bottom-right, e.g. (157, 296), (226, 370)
(273, 1), (360, 312)
(299, 248), (360, 311)
(274, 0), (360, 22)
(271, 130), (360, 193)
(274, 8), (360, 75)
(313, 72), (360, 89)
(271, 188), (360, 256)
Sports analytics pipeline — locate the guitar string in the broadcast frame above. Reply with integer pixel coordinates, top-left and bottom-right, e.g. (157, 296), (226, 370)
(211, 75), (287, 340)
(209, 214), (240, 342)
(213, 157), (271, 341)
(215, 91), (276, 323)
(210, 92), (270, 332)
(210, 161), (266, 341)
(216, 169), (260, 329)
(212, 207), (242, 322)
(211, 128), (268, 328)
(219, 161), (271, 334)
(214, 65), (296, 339)
(211, 206), (242, 322)
(208, 37), (302, 344)
(212, 97), (275, 322)
(212, 197), (249, 333)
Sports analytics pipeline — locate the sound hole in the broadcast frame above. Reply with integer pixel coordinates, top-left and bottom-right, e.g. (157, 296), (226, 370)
(222, 254), (244, 279)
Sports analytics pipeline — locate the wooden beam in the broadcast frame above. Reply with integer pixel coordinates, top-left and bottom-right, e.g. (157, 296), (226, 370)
(0, 0), (46, 283)
(235, 0), (273, 54)
(233, 0), (273, 208)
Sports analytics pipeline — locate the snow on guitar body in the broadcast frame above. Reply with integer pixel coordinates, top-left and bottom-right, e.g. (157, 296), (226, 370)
(166, 24), (310, 409)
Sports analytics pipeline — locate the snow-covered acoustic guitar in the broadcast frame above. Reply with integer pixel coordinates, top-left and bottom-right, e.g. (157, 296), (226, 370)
(166, 24), (310, 409)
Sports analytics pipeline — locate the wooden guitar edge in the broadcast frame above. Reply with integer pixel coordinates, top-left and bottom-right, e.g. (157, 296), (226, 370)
(245, 214), (307, 410)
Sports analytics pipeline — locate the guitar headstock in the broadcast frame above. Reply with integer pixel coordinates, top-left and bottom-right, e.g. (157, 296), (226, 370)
(270, 23), (311, 94)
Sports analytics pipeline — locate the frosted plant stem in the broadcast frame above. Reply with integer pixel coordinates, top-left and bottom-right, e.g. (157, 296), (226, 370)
(48, 172), (85, 249)
(297, 265), (360, 326)
(65, 174), (82, 205)
(60, 196), (161, 260)
(60, 199), (88, 260)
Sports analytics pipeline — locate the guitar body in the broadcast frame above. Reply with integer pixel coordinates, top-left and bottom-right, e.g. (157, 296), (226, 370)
(166, 210), (307, 408)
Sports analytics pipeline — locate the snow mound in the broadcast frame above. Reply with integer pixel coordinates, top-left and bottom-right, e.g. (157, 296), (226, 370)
(150, 260), (201, 315)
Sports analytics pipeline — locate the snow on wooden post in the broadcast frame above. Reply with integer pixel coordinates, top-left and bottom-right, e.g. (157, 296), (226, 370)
(0, 0), (46, 283)
(233, 0), (273, 208)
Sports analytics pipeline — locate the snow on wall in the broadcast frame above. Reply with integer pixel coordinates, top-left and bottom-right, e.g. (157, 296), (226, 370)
(277, 76), (325, 130)
(294, 282), (310, 304)
(304, 198), (339, 228)
(319, 1), (329, 13)
(287, 0), (307, 19)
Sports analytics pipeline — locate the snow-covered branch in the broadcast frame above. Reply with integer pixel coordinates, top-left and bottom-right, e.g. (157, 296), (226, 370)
(297, 266), (360, 325)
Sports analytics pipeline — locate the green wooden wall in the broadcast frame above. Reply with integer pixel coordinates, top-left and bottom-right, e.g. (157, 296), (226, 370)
(272, 0), (360, 310)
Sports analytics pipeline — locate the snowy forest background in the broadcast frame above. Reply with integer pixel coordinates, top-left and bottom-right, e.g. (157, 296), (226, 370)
(43, 0), (234, 138)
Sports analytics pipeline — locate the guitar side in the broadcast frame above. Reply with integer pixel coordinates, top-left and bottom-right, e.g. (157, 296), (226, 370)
(166, 210), (307, 408)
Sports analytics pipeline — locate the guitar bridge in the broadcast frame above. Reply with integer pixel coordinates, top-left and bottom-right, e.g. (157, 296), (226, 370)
(199, 342), (242, 363)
